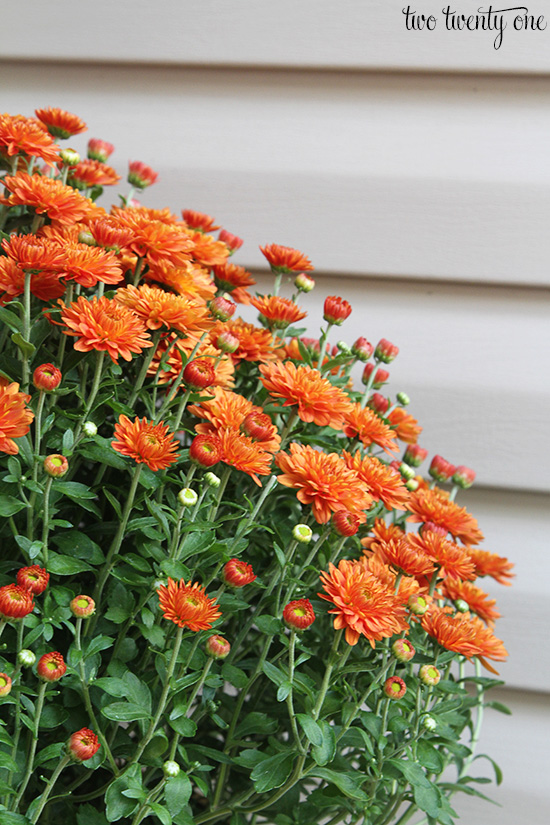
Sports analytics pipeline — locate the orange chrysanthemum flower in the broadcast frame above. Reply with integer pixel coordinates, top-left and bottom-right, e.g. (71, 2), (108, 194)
(54, 245), (124, 288)
(260, 361), (351, 429)
(465, 546), (514, 585)
(369, 536), (435, 578)
(3, 233), (66, 272)
(114, 284), (211, 336)
(359, 554), (422, 604)
(408, 531), (476, 582)
(69, 159), (120, 188)
(149, 337), (234, 390)
(146, 260), (217, 302)
(250, 295), (307, 329)
(276, 443), (372, 524)
(212, 263), (256, 304)
(421, 606), (507, 663)
(190, 387), (280, 453)
(343, 451), (410, 511)
(0, 113), (60, 164)
(361, 518), (405, 554)
(157, 578), (221, 631)
(88, 217), (134, 252)
(0, 257), (65, 304)
(469, 615), (508, 664)
(182, 210), (220, 233)
(0, 381), (34, 455)
(260, 243), (314, 273)
(0, 173), (93, 225)
(387, 407), (422, 444)
(217, 429), (274, 486)
(342, 402), (398, 455)
(112, 415), (179, 471)
(442, 579), (500, 625)
(211, 319), (277, 363)
(186, 230), (229, 268)
(407, 487), (484, 546)
(319, 559), (408, 646)
(35, 107), (86, 139)
(109, 210), (194, 267)
(60, 295), (153, 362)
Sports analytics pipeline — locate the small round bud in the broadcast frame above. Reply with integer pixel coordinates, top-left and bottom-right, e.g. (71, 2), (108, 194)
(399, 463), (416, 481)
(189, 434), (221, 468)
(294, 272), (315, 293)
(18, 649), (36, 667)
(405, 478), (419, 492)
(408, 594), (430, 616)
(209, 295), (236, 322)
(82, 421), (98, 437)
(396, 392), (410, 406)
(362, 363), (389, 389)
(351, 337), (373, 362)
(37, 651), (66, 682)
(391, 639), (415, 663)
(429, 455), (456, 483)
(163, 760), (181, 778)
(336, 341), (352, 355)
(452, 465), (476, 489)
(68, 728), (101, 762)
(214, 331), (239, 353)
(183, 359), (216, 391)
(368, 393), (390, 414)
(292, 524), (313, 544)
(241, 411), (273, 442)
(403, 444), (428, 468)
(44, 454), (68, 478)
(78, 231), (96, 246)
(88, 138), (115, 163)
(0, 673), (12, 697)
(422, 715), (437, 731)
(60, 148), (80, 166)
(223, 559), (256, 588)
(70, 595), (95, 618)
(454, 599), (469, 613)
(218, 229), (243, 253)
(17, 565), (49, 595)
(33, 364), (62, 392)
(419, 664), (441, 687)
(332, 510), (360, 537)
(204, 472), (221, 488)
(127, 160), (158, 189)
(384, 676), (407, 700)
(152, 579), (166, 592)
(375, 338), (399, 364)
(206, 635), (231, 659)
(178, 488), (198, 508)
(323, 296), (352, 326)
(283, 599), (315, 631)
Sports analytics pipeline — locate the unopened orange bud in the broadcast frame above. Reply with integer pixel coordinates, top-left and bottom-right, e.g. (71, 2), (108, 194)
(384, 676), (407, 699)
(218, 229), (243, 253)
(206, 635), (231, 659)
(332, 510), (360, 537)
(33, 364), (61, 392)
(0, 673), (12, 697)
(37, 651), (66, 682)
(323, 296), (352, 325)
(68, 728), (101, 762)
(391, 639), (415, 662)
(223, 559), (256, 588)
(283, 598), (315, 630)
(127, 160), (158, 189)
(419, 664), (441, 687)
(44, 454), (69, 477)
(70, 595), (95, 618)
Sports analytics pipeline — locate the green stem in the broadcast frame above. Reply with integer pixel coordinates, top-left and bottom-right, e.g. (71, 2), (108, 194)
(26, 754), (70, 823)
(74, 350), (106, 443)
(132, 256), (144, 286)
(128, 330), (162, 407)
(171, 388), (191, 433)
(311, 630), (343, 722)
(285, 630), (306, 755)
(12, 681), (47, 810)
(40, 476), (54, 565)
(21, 270), (32, 391)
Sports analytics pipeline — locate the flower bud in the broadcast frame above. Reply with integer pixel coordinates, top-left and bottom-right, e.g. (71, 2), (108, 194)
(375, 338), (399, 364)
(241, 411), (273, 442)
(294, 272), (315, 293)
(454, 599), (469, 613)
(392, 639), (415, 663)
(408, 593), (430, 616)
(18, 649), (36, 667)
(428, 455), (456, 483)
(0, 673), (12, 697)
(405, 478), (419, 492)
(396, 392), (410, 406)
(336, 341), (352, 355)
(127, 160), (158, 189)
(68, 728), (101, 762)
(351, 337), (374, 362)
(37, 651), (66, 682)
(209, 295), (236, 322)
(452, 465), (476, 489)
(361, 363), (389, 389)
(218, 230), (243, 253)
(163, 760), (181, 778)
(422, 715), (437, 731)
(44, 454), (68, 478)
(82, 421), (98, 437)
(419, 664), (441, 687)
(33, 363), (62, 392)
(292, 524), (313, 544)
(183, 359), (216, 391)
(283, 599), (315, 630)
(403, 444), (428, 468)
(323, 296), (352, 326)
(17, 565), (49, 595)
(368, 393), (390, 414)
(214, 331), (239, 354)
(0, 584), (35, 619)
(189, 434), (221, 468)
(205, 635), (231, 659)
(78, 231), (96, 246)
(204, 471), (221, 488)
(88, 138), (115, 163)
(178, 488), (198, 508)
(399, 463), (416, 482)
(332, 510), (360, 537)
(60, 148), (80, 166)
(70, 595), (95, 619)
(223, 559), (256, 588)
(384, 676), (407, 699)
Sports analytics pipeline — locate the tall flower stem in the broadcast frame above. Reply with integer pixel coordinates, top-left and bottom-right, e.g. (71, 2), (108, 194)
(128, 329), (162, 407)
(20, 270), (33, 392)
(40, 476), (54, 565)
(12, 681), (47, 810)
(311, 629), (343, 722)
(285, 630), (306, 755)
(26, 754), (71, 823)
(171, 388), (191, 434)
(74, 350), (106, 443)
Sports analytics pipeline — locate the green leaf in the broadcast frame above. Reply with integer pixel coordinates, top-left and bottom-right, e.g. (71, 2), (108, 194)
(53, 481), (96, 499)
(77, 804), (109, 825)
(474, 753), (503, 785)
(235, 712), (278, 739)
(80, 437), (128, 470)
(296, 714), (323, 747)
(0, 752), (18, 771)
(250, 751), (295, 794)
(104, 605), (131, 624)
(47, 553), (93, 575)
(85, 635), (114, 659)
(255, 615), (281, 635)
(221, 663), (248, 690)
(416, 741), (444, 774)
(0, 495), (26, 517)
(485, 700), (512, 715)
(102, 702), (152, 722)
(0, 811), (32, 824)
(52, 531), (104, 565)
(169, 716), (197, 737)
(262, 661), (286, 688)
(35, 742), (65, 767)
(149, 803), (171, 825)
(11, 332), (35, 359)
(277, 681), (292, 702)
(309, 768), (368, 803)
(311, 720), (336, 767)
(105, 770), (141, 821)
(103, 488), (122, 519)
(388, 759), (431, 788)
(0, 306), (23, 333)
(165, 772), (192, 816)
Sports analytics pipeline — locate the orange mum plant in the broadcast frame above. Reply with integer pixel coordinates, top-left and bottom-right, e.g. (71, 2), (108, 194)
(0, 106), (513, 825)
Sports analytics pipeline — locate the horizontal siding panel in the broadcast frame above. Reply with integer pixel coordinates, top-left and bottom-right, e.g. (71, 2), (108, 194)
(2, 0), (550, 75)
(3, 62), (550, 287)
(249, 273), (550, 493)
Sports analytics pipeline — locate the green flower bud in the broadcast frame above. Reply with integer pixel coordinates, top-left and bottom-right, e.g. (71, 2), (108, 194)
(292, 524), (313, 544)
(178, 488), (198, 507)
(18, 649), (36, 667)
(163, 760), (180, 778)
(204, 472), (221, 488)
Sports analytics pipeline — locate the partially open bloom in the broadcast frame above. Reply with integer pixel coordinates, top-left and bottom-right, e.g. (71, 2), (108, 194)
(408, 488), (484, 546)
(453, 465), (476, 489)
(88, 138), (115, 163)
(210, 295), (237, 322)
(68, 728), (101, 762)
(409, 531), (476, 582)
(70, 595), (96, 619)
(183, 359), (217, 391)
(0, 381), (34, 455)
(392, 639), (415, 662)
(37, 651), (66, 682)
(0, 674), (12, 697)
(260, 243), (313, 273)
(384, 676), (407, 699)
(112, 415), (179, 471)
(465, 546), (514, 585)
(206, 635), (231, 659)
(403, 444), (429, 467)
(60, 296), (153, 362)
(35, 107), (86, 139)
(260, 361), (351, 429)
(178, 488), (198, 507)
(375, 339), (399, 364)
(283, 598), (315, 630)
(70, 159), (120, 188)
(157, 578), (221, 631)
(223, 559), (257, 588)
(332, 510), (361, 537)
(351, 337), (373, 361)
(408, 593), (430, 616)
(387, 408), (422, 445)
(33, 364), (62, 392)
(323, 296), (352, 325)
(0, 113), (60, 164)
(251, 295), (307, 330)
(0, 584), (35, 619)
(362, 363), (389, 389)
(189, 434), (221, 468)
(429, 455), (456, 483)
(17, 566), (49, 595)
(218, 229), (243, 252)
(44, 454), (69, 477)
(182, 210), (220, 233)
(212, 263), (255, 301)
(419, 664), (441, 686)
(344, 452), (410, 511)
(342, 403), (397, 455)
(128, 160), (158, 189)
